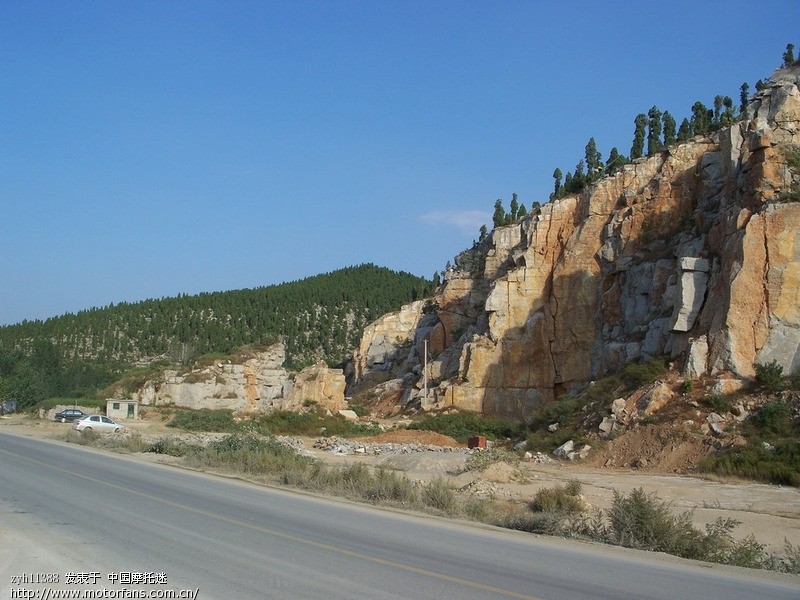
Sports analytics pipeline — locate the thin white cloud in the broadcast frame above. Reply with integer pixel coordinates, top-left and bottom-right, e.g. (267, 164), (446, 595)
(420, 210), (490, 234)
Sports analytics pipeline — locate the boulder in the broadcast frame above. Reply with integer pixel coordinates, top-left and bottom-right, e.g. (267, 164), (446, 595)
(599, 416), (616, 435)
(553, 440), (574, 459)
(638, 382), (674, 415)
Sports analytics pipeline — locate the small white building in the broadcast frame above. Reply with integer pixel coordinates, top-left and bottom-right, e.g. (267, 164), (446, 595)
(106, 399), (139, 420)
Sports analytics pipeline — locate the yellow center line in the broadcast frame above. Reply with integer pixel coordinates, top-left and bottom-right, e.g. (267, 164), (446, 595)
(2, 445), (544, 600)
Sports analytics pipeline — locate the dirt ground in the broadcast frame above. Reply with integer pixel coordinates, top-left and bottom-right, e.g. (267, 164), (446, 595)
(3, 414), (799, 555)
(326, 429), (800, 554)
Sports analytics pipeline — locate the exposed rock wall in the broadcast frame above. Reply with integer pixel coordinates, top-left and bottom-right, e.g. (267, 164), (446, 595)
(349, 65), (800, 418)
(136, 343), (345, 414)
(285, 363), (347, 412)
(350, 300), (427, 393)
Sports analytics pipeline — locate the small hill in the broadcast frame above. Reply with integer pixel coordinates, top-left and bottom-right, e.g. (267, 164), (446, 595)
(0, 264), (432, 407)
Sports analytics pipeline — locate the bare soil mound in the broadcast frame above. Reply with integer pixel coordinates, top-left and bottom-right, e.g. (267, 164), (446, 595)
(586, 423), (716, 473)
(480, 461), (528, 483)
(356, 429), (465, 447)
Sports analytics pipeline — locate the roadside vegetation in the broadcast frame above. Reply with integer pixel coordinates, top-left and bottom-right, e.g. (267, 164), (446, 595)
(500, 483), (800, 573)
(64, 427), (800, 574)
(523, 359), (667, 452)
(166, 408), (382, 438)
(407, 412), (521, 443)
(698, 361), (800, 486)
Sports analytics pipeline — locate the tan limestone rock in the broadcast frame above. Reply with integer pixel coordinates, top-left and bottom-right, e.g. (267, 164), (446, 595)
(286, 363), (346, 412)
(348, 66), (800, 419)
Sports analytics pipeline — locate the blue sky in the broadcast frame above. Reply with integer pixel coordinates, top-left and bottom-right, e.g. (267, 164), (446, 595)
(1, 1), (798, 326)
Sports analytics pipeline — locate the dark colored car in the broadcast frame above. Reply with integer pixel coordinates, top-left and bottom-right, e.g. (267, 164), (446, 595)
(54, 409), (89, 423)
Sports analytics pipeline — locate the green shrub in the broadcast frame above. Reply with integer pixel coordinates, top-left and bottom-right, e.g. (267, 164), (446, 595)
(104, 364), (168, 397)
(66, 429), (152, 454)
(463, 498), (492, 521)
(525, 396), (588, 454)
(529, 481), (585, 514)
(681, 379), (694, 394)
(168, 409), (236, 432)
(580, 379), (621, 406)
(338, 465), (385, 499)
(776, 145), (800, 203)
(495, 511), (567, 535)
(67, 429), (99, 445)
(348, 403), (368, 417)
(775, 540), (800, 574)
(725, 536), (769, 569)
(607, 488), (704, 556)
(696, 517), (767, 568)
(571, 360), (667, 409)
(755, 360), (784, 392)
(92, 432), (151, 453)
(323, 464), (378, 498)
(282, 461), (420, 506)
(789, 372), (800, 392)
(257, 410), (317, 434)
(147, 437), (193, 456)
(421, 478), (456, 512)
(208, 432), (286, 454)
(620, 359), (667, 390)
(702, 394), (732, 413)
(536, 398), (582, 427)
(754, 400), (794, 436)
(524, 427), (590, 455)
(407, 413), (520, 442)
(189, 432), (314, 476)
(367, 468), (418, 504)
(255, 409), (381, 438)
(698, 441), (800, 486)
(498, 487), (798, 571)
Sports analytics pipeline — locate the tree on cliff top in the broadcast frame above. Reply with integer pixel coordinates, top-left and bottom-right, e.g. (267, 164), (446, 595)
(552, 168), (563, 199)
(605, 147), (624, 175)
(492, 199), (506, 228)
(631, 113), (647, 159)
(784, 43), (795, 66)
(509, 193), (520, 223)
(662, 111), (676, 147)
(740, 82), (750, 118)
(585, 137), (602, 181)
(646, 106), (663, 157)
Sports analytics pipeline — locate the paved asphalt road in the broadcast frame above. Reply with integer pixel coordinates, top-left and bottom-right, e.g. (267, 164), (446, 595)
(0, 431), (797, 600)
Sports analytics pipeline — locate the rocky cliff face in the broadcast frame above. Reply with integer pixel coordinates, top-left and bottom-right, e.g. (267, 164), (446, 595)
(135, 343), (346, 414)
(349, 65), (800, 418)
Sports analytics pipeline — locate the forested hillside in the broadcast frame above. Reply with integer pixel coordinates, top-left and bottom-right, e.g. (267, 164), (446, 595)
(0, 264), (433, 407)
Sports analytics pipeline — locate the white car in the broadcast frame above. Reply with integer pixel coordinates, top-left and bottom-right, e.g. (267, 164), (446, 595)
(72, 415), (125, 433)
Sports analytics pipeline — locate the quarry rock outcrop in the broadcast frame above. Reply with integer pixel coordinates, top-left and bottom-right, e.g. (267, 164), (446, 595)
(349, 65), (800, 418)
(350, 299), (427, 393)
(285, 363), (347, 412)
(135, 343), (345, 414)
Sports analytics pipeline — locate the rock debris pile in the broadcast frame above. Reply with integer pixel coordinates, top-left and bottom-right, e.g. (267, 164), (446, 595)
(312, 436), (471, 456)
